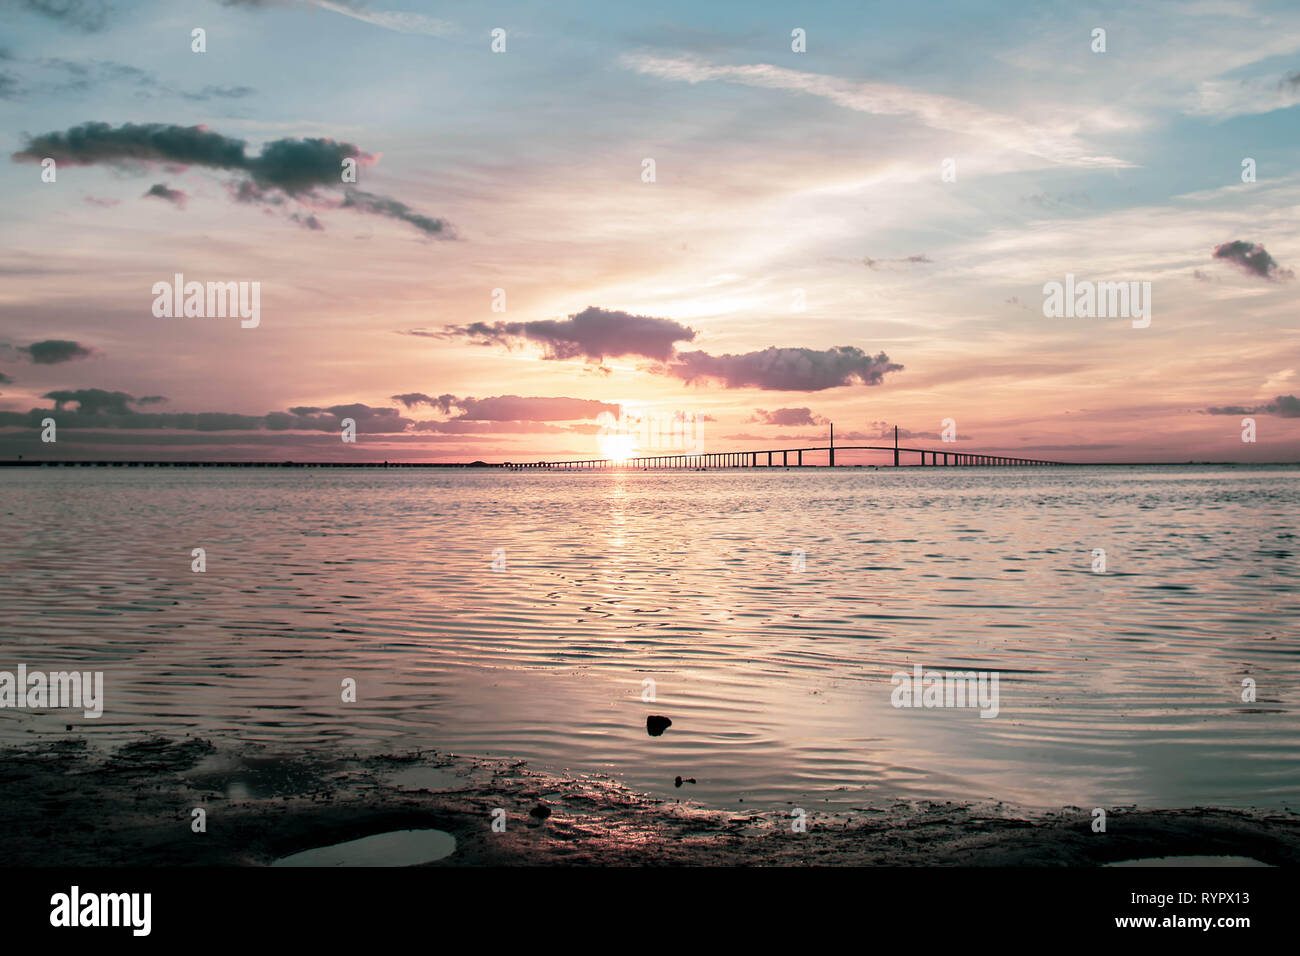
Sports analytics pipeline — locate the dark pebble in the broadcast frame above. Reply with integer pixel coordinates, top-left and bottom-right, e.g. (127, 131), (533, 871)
(646, 715), (672, 737)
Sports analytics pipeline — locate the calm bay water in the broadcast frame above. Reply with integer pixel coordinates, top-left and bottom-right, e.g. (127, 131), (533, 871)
(1, 464), (1297, 810)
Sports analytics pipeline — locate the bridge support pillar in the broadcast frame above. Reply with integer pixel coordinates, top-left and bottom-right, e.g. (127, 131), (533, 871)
(798, 450), (803, 466)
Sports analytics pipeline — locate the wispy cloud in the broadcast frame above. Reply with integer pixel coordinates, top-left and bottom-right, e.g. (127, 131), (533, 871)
(1187, 69), (1300, 118)
(18, 0), (111, 33)
(622, 53), (1132, 168)
(310, 1), (455, 37)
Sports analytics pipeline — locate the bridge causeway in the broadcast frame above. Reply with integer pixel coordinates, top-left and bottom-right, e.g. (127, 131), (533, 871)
(512, 426), (1063, 470)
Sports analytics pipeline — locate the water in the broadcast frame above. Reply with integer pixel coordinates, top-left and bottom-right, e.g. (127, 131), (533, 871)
(1, 465), (1297, 811)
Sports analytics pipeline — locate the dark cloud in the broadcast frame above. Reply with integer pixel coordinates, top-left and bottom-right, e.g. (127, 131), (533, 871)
(43, 388), (133, 414)
(0, 372), (12, 385)
(391, 392), (438, 409)
(15, 121), (270, 176)
(341, 188), (453, 238)
(437, 307), (902, 392)
(0, 389), (622, 439)
(666, 346), (903, 391)
(19, 0), (111, 33)
(1205, 394), (1300, 418)
(11, 122), (451, 238)
(438, 306), (696, 362)
(289, 212), (323, 231)
(748, 407), (826, 426)
(143, 182), (187, 208)
(20, 339), (94, 364)
(5, 394), (415, 432)
(1212, 240), (1294, 281)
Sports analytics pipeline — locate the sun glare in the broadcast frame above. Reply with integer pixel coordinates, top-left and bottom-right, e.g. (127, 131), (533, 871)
(597, 433), (638, 463)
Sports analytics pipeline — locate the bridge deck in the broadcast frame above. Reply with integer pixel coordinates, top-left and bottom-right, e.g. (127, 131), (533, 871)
(514, 444), (1063, 470)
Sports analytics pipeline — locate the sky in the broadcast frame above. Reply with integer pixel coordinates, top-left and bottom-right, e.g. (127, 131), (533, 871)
(1, 0), (1298, 463)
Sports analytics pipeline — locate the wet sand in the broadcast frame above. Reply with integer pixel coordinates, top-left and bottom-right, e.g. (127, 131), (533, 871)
(3, 736), (1297, 866)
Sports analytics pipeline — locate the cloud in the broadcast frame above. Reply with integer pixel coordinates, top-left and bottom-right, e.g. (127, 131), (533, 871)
(19, 339), (94, 364)
(439, 306), (697, 362)
(4, 56), (258, 102)
(6, 394), (415, 432)
(310, 1), (456, 37)
(411, 420), (577, 434)
(1205, 395), (1300, 417)
(11, 122), (451, 238)
(866, 420), (969, 441)
(622, 53), (1131, 168)
(393, 393), (620, 422)
(665, 346), (902, 391)
(437, 308), (902, 392)
(221, 0), (457, 37)
(340, 188), (452, 239)
(1188, 69), (1300, 118)
(143, 183), (187, 208)
(1019, 191), (1090, 210)
(19, 0), (111, 33)
(862, 254), (932, 270)
(748, 407), (826, 426)
(0, 372), (12, 385)
(0, 389), (625, 436)
(43, 388), (134, 414)
(180, 84), (256, 102)
(1212, 240), (1294, 280)
(391, 392), (438, 409)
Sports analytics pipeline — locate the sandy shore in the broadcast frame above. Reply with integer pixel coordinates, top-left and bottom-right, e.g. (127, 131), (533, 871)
(3, 735), (1297, 866)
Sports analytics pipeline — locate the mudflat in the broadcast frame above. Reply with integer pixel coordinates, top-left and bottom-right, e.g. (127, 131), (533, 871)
(4, 736), (1297, 867)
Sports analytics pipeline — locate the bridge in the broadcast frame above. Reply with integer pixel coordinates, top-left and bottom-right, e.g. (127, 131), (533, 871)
(510, 426), (1064, 470)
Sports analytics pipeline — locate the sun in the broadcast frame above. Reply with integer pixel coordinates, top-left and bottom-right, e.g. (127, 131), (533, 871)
(597, 433), (638, 463)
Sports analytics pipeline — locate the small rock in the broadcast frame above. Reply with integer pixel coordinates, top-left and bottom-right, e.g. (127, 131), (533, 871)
(529, 804), (551, 820)
(646, 715), (672, 737)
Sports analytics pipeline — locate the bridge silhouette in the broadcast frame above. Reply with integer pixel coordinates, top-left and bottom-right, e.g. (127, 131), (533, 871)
(510, 426), (1064, 470)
